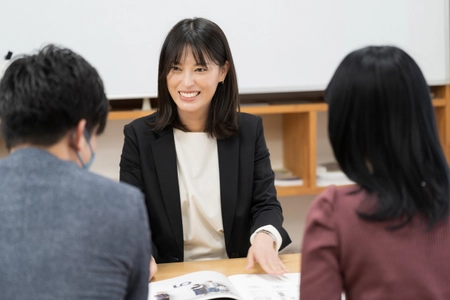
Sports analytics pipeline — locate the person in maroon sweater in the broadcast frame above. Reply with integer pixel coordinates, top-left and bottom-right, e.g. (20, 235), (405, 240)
(300, 46), (450, 300)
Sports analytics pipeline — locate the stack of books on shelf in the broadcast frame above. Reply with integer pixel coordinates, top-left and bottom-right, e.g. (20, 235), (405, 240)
(316, 162), (354, 187)
(273, 168), (303, 187)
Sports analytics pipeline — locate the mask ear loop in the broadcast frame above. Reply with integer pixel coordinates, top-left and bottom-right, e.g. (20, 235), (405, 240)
(72, 128), (95, 169)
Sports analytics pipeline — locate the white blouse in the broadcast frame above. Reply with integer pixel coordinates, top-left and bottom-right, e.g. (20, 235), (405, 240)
(173, 129), (283, 261)
(174, 129), (227, 261)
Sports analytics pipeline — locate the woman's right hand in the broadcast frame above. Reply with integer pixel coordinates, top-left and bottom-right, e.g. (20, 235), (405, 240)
(149, 256), (158, 281)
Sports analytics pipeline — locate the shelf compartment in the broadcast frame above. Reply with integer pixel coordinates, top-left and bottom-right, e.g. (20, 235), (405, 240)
(107, 103), (328, 120)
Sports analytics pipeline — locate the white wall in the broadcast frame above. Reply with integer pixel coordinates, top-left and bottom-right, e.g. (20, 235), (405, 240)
(1, 0), (448, 98)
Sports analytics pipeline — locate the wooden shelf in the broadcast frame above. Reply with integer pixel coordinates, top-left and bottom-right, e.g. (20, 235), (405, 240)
(241, 103), (328, 114)
(108, 110), (154, 120)
(107, 103), (329, 120)
(432, 98), (447, 107)
(275, 185), (327, 197)
(104, 85), (450, 197)
(275, 185), (308, 197)
(1, 86), (448, 198)
(108, 99), (444, 120)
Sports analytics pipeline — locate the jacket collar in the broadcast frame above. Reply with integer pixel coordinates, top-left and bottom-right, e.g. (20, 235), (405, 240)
(217, 134), (239, 247)
(150, 127), (184, 255)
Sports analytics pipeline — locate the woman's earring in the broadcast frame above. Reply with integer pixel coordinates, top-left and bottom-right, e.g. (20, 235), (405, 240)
(221, 80), (224, 84)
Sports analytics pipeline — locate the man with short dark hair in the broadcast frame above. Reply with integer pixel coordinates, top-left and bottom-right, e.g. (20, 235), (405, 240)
(0, 45), (150, 299)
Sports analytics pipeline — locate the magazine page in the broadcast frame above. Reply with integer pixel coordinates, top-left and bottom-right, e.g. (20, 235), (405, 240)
(227, 273), (300, 300)
(148, 270), (242, 300)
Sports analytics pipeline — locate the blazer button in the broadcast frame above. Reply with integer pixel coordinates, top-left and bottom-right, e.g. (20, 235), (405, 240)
(231, 252), (239, 258)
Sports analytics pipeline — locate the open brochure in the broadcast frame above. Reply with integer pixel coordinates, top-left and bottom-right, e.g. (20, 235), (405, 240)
(148, 270), (300, 300)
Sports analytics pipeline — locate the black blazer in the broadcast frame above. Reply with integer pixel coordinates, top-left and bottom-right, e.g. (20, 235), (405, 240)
(120, 112), (291, 263)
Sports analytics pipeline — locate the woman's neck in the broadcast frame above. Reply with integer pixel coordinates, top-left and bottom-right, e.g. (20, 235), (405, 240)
(178, 112), (207, 132)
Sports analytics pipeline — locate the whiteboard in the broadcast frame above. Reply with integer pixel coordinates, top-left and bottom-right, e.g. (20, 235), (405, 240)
(1, 0), (449, 99)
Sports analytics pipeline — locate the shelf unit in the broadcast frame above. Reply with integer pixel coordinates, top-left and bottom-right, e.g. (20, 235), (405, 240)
(107, 85), (450, 197)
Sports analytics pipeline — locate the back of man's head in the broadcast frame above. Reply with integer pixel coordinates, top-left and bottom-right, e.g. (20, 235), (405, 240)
(0, 44), (108, 149)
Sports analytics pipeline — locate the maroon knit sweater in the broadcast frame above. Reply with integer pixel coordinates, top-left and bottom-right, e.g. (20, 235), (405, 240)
(300, 184), (450, 300)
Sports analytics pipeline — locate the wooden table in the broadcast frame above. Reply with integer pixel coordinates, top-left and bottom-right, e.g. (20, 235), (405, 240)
(152, 253), (301, 282)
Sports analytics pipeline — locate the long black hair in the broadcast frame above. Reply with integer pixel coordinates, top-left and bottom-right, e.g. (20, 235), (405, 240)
(326, 45), (450, 229)
(151, 17), (239, 139)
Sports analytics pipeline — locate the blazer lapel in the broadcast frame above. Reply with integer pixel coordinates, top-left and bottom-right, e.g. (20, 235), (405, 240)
(218, 134), (239, 247)
(151, 127), (184, 255)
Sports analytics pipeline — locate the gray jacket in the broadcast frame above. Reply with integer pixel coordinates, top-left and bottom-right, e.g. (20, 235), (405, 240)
(0, 148), (150, 300)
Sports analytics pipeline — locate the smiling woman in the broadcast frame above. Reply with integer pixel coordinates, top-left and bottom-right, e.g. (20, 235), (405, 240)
(153, 18), (239, 139)
(166, 47), (229, 132)
(119, 17), (292, 281)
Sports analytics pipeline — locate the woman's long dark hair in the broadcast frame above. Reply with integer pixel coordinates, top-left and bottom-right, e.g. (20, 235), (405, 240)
(326, 46), (450, 229)
(151, 17), (239, 139)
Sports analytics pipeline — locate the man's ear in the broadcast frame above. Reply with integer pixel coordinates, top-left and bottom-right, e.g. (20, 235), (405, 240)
(71, 119), (87, 152)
